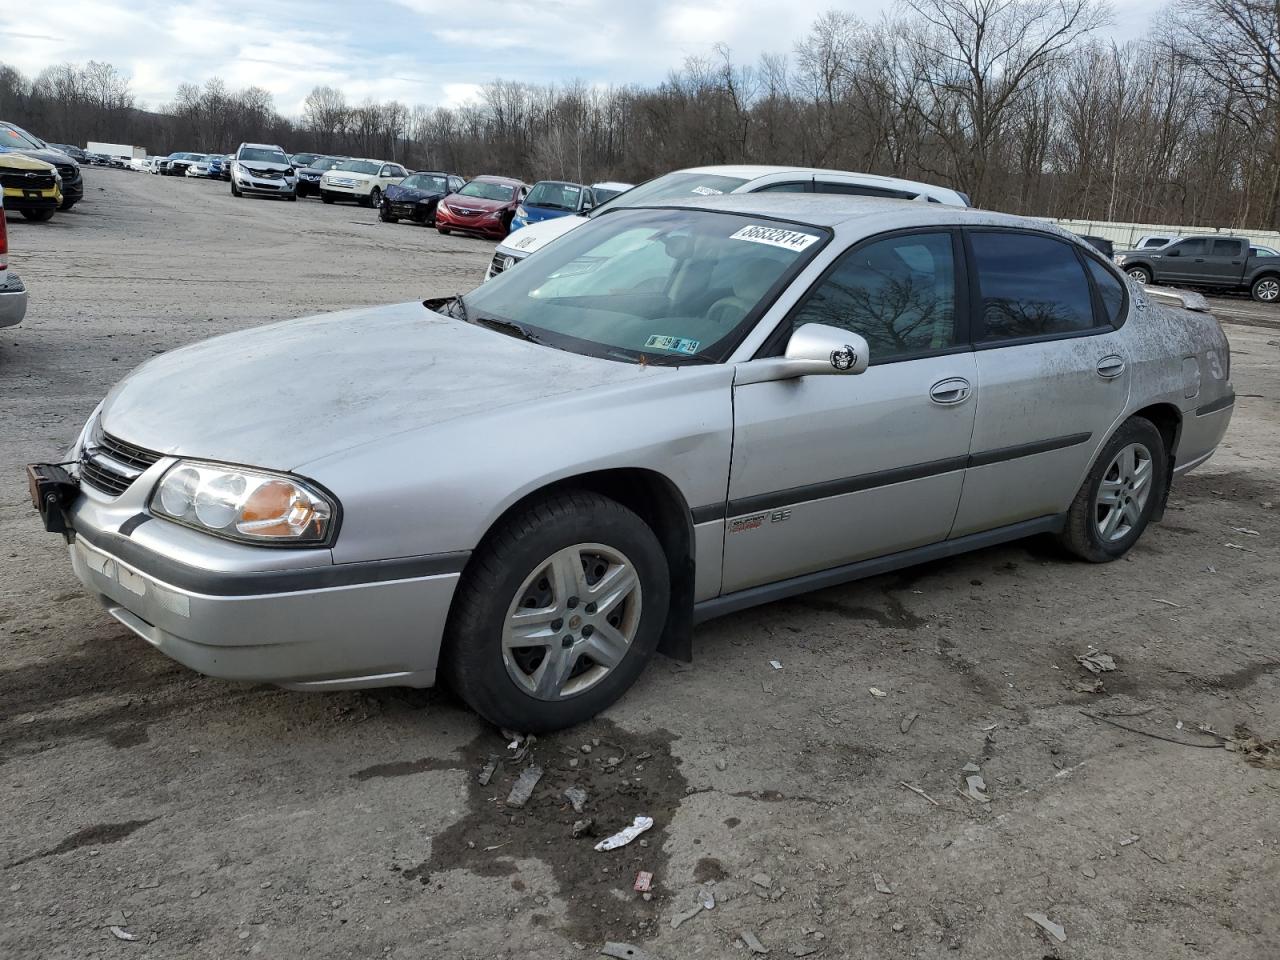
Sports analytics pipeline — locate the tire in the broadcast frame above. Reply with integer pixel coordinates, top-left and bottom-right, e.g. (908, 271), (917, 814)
(1126, 265), (1152, 285)
(443, 490), (670, 733)
(437, 227), (451, 235)
(286, 192), (297, 202)
(379, 207), (397, 223)
(1058, 417), (1167, 563)
(321, 192), (335, 204)
(230, 181), (241, 198)
(59, 198), (77, 212)
(360, 187), (382, 209)
(1251, 275), (1280, 303)
(20, 208), (55, 222)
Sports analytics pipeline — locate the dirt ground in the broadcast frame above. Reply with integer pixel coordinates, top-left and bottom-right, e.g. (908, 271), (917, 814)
(2, 169), (1278, 960)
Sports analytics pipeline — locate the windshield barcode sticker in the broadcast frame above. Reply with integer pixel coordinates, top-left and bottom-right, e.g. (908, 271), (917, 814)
(730, 225), (819, 251)
(691, 186), (723, 196)
(645, 335), (701, 354)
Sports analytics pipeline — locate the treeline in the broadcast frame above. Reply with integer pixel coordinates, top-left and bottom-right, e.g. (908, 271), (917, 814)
(2, 0), (1277, 228)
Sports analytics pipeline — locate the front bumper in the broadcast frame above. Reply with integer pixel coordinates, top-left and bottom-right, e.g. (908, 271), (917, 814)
(2, 187), (60, 211)
(320, 180), (369, 200)
(50, 468), (465, 690)
(236, 172), (297, 195)
(0, 270), (27, 327)
(437, 208), (508, 238)
(297, 177), (320, 195)
(485, 245), (529, 280)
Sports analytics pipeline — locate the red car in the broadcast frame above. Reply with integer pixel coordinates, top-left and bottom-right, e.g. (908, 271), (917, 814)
(435, 176), (529, 239)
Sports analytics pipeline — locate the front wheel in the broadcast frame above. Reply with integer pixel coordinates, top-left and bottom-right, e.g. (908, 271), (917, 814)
(230, 181), (241, 197)
(59, 197), (77, 212)
(437, 226), (451, 235)
(1251, 275), (1280, 303)
(21, 208), (55, 222)
(379, 206), (397, 223)
(443, 491), (670, 733)
(1058, 417), (1167, 563)
(320, 191), (335, 204)
(1126, 266), (1152, 285)
(361, 187), (381, 209)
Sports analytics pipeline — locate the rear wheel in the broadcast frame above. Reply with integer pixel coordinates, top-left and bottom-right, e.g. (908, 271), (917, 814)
(1126, 265), (1152, 285)
(443, 491), (669, 732)
(1058, 417), (1167, 563)
(1251, 275), (1280, 303)
(20, 208), (55, 222)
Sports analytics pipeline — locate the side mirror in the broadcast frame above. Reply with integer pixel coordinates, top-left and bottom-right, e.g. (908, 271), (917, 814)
(737, 323), (870, 384)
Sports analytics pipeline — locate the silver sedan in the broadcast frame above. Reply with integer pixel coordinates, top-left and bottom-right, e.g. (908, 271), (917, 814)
(29, 195), (1234, 731)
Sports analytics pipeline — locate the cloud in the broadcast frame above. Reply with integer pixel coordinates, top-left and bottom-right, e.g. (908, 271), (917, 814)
(2, 0), (1161, 119)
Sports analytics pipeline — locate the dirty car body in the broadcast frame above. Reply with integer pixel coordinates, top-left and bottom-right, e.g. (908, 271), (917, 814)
(32, 195), (1234, 732)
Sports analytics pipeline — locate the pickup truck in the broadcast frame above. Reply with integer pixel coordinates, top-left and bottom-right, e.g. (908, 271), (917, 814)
(1116, 235), (1280, 303)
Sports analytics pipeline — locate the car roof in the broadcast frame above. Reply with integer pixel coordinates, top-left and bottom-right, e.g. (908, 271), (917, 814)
(676, 164), (965, 201)
(240, 143), (286, 151)
(592, 181), (633, 190)
(638, 193), (1078, 240)
(472, 175), (524, 185)
(531, 179), (584, 187)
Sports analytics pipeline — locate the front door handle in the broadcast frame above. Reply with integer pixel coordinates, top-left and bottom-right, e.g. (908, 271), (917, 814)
(1097, 355), (1126, 379)
(929, 377), (971, 405)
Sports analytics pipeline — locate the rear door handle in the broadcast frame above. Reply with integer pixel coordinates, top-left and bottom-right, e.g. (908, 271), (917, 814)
(929, 377), (971, 405)
(1097, 355), (1126, 379)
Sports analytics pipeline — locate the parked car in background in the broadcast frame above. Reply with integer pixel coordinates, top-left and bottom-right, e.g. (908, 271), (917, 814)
(379, 171), (465, 224)
(161, 152), (203, 176)
(29, 195), (1234, 731)
(436, 175), (528, 239)
(0, 194), (29, 328)
(220, 154), (234, 181)
(296, 155), (347, 198)
(1076, 234), (1115, 258)
(207, 156), (225, 178)
(88, 153), (110, 166)
(1250, 244), (1279, 258)
(50, 143), (88, 163)
(510, 180), (594, 232)
(0, 121), (83, 210)
(0, 152), (61, 221)
(319, 158), (408, 207)
(230, 143), (298, 200)
(1133, 234), (1182, 250)
(1116, 235), (1280, 302)
(484, 165), (969, 279)
(184, 155), (218, 178)
(291, 152), (323, 169)
(589, 181), (632, 204)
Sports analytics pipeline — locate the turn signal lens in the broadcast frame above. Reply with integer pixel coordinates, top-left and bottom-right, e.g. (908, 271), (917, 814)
(151, 462), (335, 545)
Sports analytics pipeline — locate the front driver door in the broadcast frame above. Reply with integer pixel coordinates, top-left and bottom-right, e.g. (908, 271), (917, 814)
(722, 230), (977, 594)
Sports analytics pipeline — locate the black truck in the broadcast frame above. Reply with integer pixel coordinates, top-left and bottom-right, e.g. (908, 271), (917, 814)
(1116, 235), (1280, 303)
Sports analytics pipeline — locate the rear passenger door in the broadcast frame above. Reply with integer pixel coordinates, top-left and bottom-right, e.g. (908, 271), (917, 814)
(1198, 238), (1247, 285)
(950, 231), (1131, 537)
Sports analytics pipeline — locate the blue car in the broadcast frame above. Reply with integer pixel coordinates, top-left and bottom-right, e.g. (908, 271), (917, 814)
(207, 156), (225, 178)
(510, 180), (593, 231)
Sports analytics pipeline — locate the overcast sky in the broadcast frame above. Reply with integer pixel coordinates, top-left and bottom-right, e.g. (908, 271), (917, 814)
(10, 0), (1158, 116)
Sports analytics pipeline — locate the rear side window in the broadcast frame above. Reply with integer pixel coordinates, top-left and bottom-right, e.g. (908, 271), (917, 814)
(1211, 239), (1243, 257)
(752, 181), (810, 193)
(789, 232), (958, 362)
(1085, 258), (1125, 326)
(971, 232), (1096, 341)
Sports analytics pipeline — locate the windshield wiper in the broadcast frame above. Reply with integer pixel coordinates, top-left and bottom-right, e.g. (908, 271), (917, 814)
(471, 314), (548, 345)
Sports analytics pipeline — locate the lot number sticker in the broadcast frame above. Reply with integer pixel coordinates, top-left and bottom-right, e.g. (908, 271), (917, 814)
(645, 335), (702, 354)
(730, 225), (819, 251)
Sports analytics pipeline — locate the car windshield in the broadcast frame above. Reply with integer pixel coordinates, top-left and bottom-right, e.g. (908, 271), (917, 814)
(335, 160), (381, 175)
(526, 181), (583, 210)
(313, 157), (346, 171)
(588, 172), (749, 218)
(240, 147), (289, 164)
(1, 125), (43, 149)
(457, 208), (825, 365)
(458, 180), (516, 201)
(592, 186), (626, 203)
(402, 174), (448, 191)
(292, 153), (321, 166)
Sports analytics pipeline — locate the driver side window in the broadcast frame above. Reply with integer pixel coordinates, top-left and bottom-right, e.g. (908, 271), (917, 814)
(788, 232), (959, 363)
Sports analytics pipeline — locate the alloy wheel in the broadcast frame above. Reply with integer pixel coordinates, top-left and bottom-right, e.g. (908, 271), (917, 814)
(1256, 278), (1279, 302)
(1127, 268), (1150, 284)
(501, 542), (642, 701)
(1094, 442), (1153, 542)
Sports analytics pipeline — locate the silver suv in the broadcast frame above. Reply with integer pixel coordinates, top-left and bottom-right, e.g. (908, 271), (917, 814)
(230, 143), (297, 200)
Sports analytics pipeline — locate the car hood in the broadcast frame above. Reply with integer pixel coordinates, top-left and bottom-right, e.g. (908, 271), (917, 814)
(324, 170), (370, 180)
(522, 205), (575, 222)
(99, 301), (655, 471)
(240, 161), (291, 174)
(0, 146), (75, 170)
(387, 184), (444, 201)
(444, 193), (508, 212)
(0, 152), (55, 173)
(499, 214), (588, 255)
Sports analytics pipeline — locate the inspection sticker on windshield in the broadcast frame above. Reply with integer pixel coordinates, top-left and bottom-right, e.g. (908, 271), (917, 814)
(691, 186), (723, 196)
(730, 225), (819, 251)
(645, 335), (701, 354)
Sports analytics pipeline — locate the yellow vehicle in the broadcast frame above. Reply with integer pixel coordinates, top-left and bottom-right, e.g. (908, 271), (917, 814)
(0, 152), (61, 221)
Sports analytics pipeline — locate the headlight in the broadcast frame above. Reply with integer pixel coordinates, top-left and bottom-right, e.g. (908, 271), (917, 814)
(437, 202), (451, 215)
(515, 205), (528, 218)
(489, 209), (504, 219)
(235, 163), (250, 176)
(151, 461), (336, 546)
(1112, 255), (1125, 266)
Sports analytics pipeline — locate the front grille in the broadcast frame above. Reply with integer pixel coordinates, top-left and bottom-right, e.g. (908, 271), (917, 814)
(55, 163), (79, 182)
(489, 251), (524, 276)
(1, 171), (56, 190)
(80, 431), (162, 498)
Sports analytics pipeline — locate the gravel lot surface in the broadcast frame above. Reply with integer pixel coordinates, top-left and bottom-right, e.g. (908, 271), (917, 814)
(3, 169), (1279, 959)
